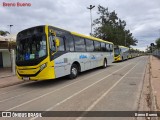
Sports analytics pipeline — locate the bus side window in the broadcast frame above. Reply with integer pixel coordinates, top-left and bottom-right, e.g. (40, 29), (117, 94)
(101, 42), (106, 52)
(57, 36), (65, 51)
(74, 36), (86, 52)
(109, 44), (111, 52)
(106, 43), (110, 52)
(65, 34), (75, 52)
(49, 35), (56, 52)
(110, 44), (113, 52)
(94, 41), (101, 51)
(86, 39), (94, 52)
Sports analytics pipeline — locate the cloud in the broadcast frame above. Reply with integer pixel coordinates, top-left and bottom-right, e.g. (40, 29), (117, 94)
(0, 0), (160, 50)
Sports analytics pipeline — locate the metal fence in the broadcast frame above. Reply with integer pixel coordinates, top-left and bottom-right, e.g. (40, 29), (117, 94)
(153, 49), (160, 57)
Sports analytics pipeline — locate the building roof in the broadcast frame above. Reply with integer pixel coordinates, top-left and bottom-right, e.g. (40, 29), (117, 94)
(0, 36), (8, 41)
(0, 34), (16, 49)
(0, 34), (16, 42)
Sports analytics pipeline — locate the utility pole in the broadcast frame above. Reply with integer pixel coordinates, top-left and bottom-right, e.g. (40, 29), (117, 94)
(87, 5), (95, 35)
(8, 25), (13, 51)
(125, 31), (126, 46)
(9, 25), (13, 34)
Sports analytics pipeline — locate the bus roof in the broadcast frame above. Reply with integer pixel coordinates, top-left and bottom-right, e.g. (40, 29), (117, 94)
(118, 45), (129, 49)
(48, 25), (113, 44)
(129, 47), (137, 50)
(20, 25), (114, 45)
(71, 32), (113, 44)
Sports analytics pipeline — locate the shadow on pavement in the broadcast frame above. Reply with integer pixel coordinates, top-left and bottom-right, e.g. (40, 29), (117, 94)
(20, 66), (112, 88)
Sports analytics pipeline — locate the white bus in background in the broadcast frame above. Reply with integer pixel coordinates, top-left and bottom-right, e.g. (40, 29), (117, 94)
(114, 45), (130, 62)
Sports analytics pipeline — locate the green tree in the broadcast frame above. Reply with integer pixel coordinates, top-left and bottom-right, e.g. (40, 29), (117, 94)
(156, 38), (160, 49)
(0, 30), (10, 36)
(92, 5), (137, 47)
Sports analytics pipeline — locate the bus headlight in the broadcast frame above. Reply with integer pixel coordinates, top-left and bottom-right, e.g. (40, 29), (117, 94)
(40, 63), (47, 71)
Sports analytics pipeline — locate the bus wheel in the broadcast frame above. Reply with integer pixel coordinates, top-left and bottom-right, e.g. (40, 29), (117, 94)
(122, 57), (124, 61)
(69, 64), (78, 79)
(102, 59), (107, 68)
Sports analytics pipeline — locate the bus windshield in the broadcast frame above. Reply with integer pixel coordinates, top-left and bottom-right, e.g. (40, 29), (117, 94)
(16, 34), (47, 61)
(114, 48), (120, 56)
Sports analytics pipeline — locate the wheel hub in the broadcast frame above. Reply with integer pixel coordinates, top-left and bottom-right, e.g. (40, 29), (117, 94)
(72, 68), (77, 75)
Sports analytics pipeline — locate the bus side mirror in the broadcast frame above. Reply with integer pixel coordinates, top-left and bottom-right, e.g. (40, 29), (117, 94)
(55, 38), (60, 47)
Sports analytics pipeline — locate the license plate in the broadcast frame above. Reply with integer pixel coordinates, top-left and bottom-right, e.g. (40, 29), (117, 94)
(23, 77), (30, 80)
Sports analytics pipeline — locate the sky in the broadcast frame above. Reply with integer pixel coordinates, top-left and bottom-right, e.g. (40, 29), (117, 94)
(0, 0), (160, 51)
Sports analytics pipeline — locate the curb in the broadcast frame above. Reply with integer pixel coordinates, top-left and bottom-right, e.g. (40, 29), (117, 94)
(149, 55), (158, 120)
(0, 75), (27, 88)
(0, 81), (25, 88)
(0, 74), (14, 78)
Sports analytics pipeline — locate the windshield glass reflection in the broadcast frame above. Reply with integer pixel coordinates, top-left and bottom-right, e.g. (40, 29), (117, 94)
(16, 34), (47, 61)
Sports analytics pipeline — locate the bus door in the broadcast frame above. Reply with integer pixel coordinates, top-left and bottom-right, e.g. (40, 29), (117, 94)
(49, 28), (70, 78)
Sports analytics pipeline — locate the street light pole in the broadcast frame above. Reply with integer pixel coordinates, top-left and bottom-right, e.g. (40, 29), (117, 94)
(87, 5), (95, 35)
(8, 25), (15, 75)
(9, 25), (13, 34)
(8, 25), (13, 50)
(125, 31), (126, 46)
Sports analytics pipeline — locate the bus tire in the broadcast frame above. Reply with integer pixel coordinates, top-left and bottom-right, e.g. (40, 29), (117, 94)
(121, 56), (124, 61)
(69, 64), (78, 79)
(102, 59), (107, 68)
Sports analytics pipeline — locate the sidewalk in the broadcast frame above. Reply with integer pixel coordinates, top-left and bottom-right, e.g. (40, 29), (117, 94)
(150, 55), (160, 110)
(0, 68), (24, 88)
(0, 68), (12, 78)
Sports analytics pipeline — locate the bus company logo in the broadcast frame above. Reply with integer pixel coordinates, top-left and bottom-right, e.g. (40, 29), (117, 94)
(91, 56), (96, 60)
(79, 55), (87, 59)
(2, 2), (32, 7)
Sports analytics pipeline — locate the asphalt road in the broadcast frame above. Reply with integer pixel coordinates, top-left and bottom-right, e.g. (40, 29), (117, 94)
(0, 56), (148, 120)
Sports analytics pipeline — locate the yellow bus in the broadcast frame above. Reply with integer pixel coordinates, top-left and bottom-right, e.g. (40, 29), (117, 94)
(114, 45), (129, 62)
(16, 25), (114, 81)
(129, 48), (139, 58)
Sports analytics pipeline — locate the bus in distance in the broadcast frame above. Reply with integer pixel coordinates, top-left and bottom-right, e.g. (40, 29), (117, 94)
(114, 45), (129, 62)
(16, 25), (114, 81)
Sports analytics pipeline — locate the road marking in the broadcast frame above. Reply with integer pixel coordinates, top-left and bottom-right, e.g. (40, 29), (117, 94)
(0, 88), (23, 96)
(76, 59), (142, 120)
(30, 58), (144, 120)
(0, 62), (126, 103)
(30, 60), (139, 120)
(5, 61), (128, 111)
(1, 55), (134, 95)
(0, 60), (126, 96)
(0, 81), (34, 95)
(5, 57), (142, 113)
(0, 90), (35, 103)
(45, 63), (134, 110)
(49, 63), (141, 111)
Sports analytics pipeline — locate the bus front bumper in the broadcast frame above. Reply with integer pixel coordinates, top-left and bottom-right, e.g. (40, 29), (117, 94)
(16, 66), (56, 81)
(114, 56), (121, 62)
